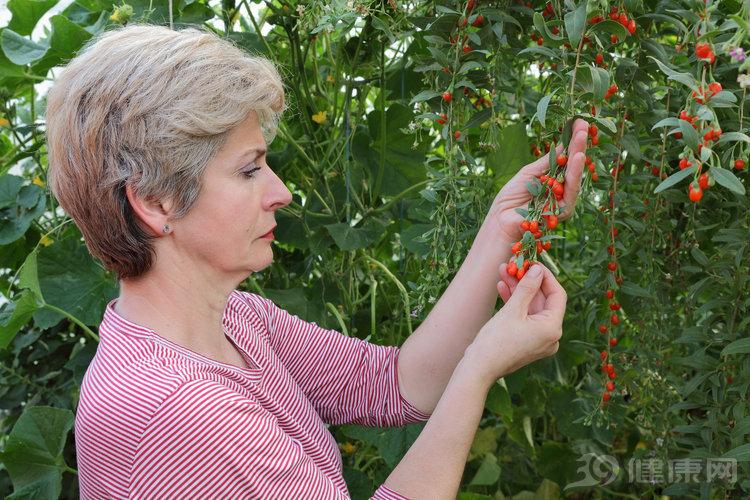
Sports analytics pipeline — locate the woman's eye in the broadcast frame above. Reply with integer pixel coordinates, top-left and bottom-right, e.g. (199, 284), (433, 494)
(242, 166), (261, 178)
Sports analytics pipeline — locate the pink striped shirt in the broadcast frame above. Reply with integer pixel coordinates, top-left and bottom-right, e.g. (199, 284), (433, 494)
(75, 290), (431, 499)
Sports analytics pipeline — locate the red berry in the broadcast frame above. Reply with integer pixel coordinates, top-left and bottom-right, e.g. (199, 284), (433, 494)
(529, 220), (539, 232)
(608, 371), (616, 380)
(459, 16), (468, 27)
(511, 241), (522, 254)
(708, 82), (722, 95)
(607, 262), (617, 271)
(454, 130), (462, 139)
(556, 154), (568, 167)
(698, 173), (709, 190)
(611, 314), (620, 325)
(442, 91), (452, 102)
(606, 381), (615, 391)
(547, 214), (558, 230)
(595, 53), (604, 65)
(605, 289), (614, 299)
(734, 159), (746, 170)
(689, 184), (703, 202)
(695, 42), (712, 59)
(609, 302), (621, 311)
(507, 261), (518, 277)
(516, 267), (526, 279)
(603, 392), (611, 402)
(599, 325), (608, 334)
(610, 34), (618, 44)
(463, 44), (472, 54)
(471, 14), (484, 27)
(627, 19), (636, 35)
(610, 338), (618, 347)
(600, 350), (608, 360)
(520, 220), (531, 231)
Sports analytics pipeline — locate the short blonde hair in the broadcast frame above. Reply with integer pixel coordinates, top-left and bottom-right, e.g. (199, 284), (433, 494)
(45, 23), (286, 279)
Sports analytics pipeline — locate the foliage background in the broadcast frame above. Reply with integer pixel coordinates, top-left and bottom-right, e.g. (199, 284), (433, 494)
(0, 0), (749, 498)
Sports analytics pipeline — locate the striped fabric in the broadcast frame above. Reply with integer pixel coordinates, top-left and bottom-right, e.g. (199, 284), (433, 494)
(75, 290), (431, 499)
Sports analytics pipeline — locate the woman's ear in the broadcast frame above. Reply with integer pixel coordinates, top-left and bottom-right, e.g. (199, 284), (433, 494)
(124, 182), (174, 236)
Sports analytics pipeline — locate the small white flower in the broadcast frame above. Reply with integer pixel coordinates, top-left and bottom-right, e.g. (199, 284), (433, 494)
(296, 4), (305, 15)
(738, 73), (750, 88)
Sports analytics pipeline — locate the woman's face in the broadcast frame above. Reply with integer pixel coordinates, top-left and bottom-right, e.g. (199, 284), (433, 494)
(171, 110), (292, 278)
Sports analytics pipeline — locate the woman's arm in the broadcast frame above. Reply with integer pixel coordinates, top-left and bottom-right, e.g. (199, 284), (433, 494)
(383, 263), (565, 499)
(381, 355), (494, 499)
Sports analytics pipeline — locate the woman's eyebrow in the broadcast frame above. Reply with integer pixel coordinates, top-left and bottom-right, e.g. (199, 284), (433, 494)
(238, 147), (267, 161)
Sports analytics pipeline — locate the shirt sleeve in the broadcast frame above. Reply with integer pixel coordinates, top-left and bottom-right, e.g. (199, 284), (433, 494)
(128, 379), (349, 499)
(242, 292), (432, 427)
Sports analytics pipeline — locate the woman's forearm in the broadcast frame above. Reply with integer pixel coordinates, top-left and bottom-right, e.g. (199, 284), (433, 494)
(382, 356), (494, 499)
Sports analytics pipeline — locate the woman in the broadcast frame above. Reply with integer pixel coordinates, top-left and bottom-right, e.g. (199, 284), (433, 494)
(45, 23), (585, 499)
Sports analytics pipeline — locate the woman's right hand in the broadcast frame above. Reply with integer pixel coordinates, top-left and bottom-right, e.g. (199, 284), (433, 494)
(463, 263), (567, 389)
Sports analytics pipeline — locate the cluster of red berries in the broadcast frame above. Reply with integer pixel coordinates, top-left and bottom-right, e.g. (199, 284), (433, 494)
(607, 7), (637, 37)
(506, 153), (568, 278)
(530, 32), (545, 46)
(695, 42), (716, 64)
(692, 82), (722, 104)
(600, 190), (624, 405)
(585, 156), (598, 181)
(530, 141), (552, 157)
(458, 14), (484, 28)
(541, 2), (554, 18)
(604, 83), (619, 100)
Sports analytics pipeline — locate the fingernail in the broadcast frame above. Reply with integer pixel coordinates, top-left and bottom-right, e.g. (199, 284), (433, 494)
(529, 265), (542, 277)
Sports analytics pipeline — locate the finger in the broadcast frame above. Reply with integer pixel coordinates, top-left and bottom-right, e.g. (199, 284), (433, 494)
(507, 263), (545, 312)
(538, 265), (567, 320)
(529, 289), (546, 314)
(497, 281), (511, 303)
(570, 118), (589, 150)
(561, 150), (586, 219)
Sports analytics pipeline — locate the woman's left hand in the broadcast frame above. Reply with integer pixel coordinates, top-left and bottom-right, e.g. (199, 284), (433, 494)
(482, 118), (590, 244)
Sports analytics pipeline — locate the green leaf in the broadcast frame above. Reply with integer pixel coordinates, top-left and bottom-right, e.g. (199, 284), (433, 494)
(469, 454), (501, 486)
(620, 281), (652, 298)
(716, 132), (750, 145)
(352, 104), (429, 198)
(0, 29), (48, 65)
(0, 406), (75, 499)
(722, 444), (750, 461)
(325, 220), (383, 251)
(533, 12), (562, 41)
(563, 0), (588, 48)
(711, 167), (746, 195)
(588, 19), (630, 39)
(0, 176), (46, 245)
(410, 89), (441, 104)
(654, 165), (697, 194)
(648, 56), (700, 93)
(709, 90), (738, 107)
(679, 120), (701, 150)
(536, 92), (555, 129)
(7, 0), (59, 36)
(594, 116), (617, 134)
(485, 380), (513, 422)
(340, 423), (425, 469)
(721, 337), (750, 356)
(0, 291), (38, 349)
(18, 249), (43, 302)
(32, 233), (118, 328)
(651, 117), (681, 131)
(485, 122), (534, 184)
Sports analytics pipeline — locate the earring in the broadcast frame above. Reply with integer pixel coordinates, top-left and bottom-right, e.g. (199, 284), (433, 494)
(162, 224), (170, 234)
